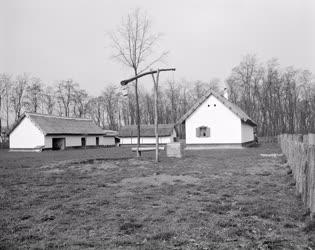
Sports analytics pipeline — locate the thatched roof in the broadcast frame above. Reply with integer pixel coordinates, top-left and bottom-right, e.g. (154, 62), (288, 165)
(118, 124), (175, 137)
(9, 113), (104, 135)
(176, 89), (257, 126)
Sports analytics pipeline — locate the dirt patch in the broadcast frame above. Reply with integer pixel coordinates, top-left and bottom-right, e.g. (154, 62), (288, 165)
(40, 159), (76, 169)
(42, 160), (119, 174)
(246, 158), (281, 176)
(120, 174), (200, 187)
(44, 168), (65, 174)
(69, 162), (118, 172)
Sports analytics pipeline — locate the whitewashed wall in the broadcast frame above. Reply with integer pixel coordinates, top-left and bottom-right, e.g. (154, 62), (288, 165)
(104, 136), (115, 146)
(241, 122), (254, 143)
(186, 95), (242, 144)
(120, 136), (173, 145)
(45, 135), (106, 148)
(119, 128), (176, 145)
(10, 117), (45, 149)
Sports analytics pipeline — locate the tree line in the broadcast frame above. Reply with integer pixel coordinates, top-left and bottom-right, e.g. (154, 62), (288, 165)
(0, 55), (314, 136)
(0, 72), (219, 132)
(226, 55), (315, 136)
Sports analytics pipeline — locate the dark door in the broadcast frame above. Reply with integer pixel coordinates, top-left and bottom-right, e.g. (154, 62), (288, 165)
(81, 137), (86, 147)
(96, 137), (99, 146)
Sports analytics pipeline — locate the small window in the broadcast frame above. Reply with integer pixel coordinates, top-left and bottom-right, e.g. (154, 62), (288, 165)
(96, 137), (99, 146)
(214, 104), (216, 107)
(81, 137), (86, 146)
(196, 126), (210, 138)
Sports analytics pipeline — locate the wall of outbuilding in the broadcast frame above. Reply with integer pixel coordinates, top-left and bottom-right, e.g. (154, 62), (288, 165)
(45, 135), (105, 148)
(120, 136), (173, 145)
(103, 136), (116, 146)
(10, 117), (45, 149)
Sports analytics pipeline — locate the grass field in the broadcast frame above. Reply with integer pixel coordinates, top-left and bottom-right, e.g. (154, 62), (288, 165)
(0, 145), (314, 249)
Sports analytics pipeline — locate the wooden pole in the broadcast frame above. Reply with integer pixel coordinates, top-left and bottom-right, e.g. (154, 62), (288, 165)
(152, 69), (160, 162)
(134, 75), (141, 157)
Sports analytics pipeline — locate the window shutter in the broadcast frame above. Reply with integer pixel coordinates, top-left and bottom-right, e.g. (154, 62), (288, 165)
(206, 127), (210, 137)
(196, 127), (200, 137)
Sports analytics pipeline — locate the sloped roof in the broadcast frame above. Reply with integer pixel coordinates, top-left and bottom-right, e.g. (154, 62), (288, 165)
(9, 113), (104, 135)
(118, 124), (175, 137)
(176, 89), (257, 126)
(103, 129), (119, 138)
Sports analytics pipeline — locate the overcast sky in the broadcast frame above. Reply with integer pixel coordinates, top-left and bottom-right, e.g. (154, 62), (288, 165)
(1, 0), (314, 95)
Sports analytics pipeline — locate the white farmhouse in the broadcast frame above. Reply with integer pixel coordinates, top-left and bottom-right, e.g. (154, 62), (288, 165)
(118, 124), (177, 145)
(177, 89), (257, 148)
(8, 113), (111, 151)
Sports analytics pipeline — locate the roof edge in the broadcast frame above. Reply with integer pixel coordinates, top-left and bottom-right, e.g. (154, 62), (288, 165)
(25, 112), (92, 121)
(7, 114), (27, 136)
(176, 89), (257, 127)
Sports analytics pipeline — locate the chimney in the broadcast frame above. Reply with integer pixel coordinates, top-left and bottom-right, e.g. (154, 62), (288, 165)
(223, 88), (229, 99)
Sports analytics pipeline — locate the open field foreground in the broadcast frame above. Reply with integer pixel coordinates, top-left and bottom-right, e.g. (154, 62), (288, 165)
(0, 145), (314, 249)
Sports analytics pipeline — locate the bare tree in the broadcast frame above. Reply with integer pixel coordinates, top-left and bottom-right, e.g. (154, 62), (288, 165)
(165, 80), (180, 123)
(25, 77), (43, 113)
(11, 73), (29, 120)
(102, 85), (119, 130)
(55, 79), (78, 117)
(109, 8), (168, 156)
(43, 86), (55, 115)
(1, 74), (12, 128)
(208, 78), (220, 92)
(0, 74), (10, 132)
(73, 89), (89, 118)
(87, 96), (104, 127)
(142, 91), (154, 124)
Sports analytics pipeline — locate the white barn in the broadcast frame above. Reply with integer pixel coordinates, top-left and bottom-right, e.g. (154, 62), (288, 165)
(118, 124), (177, 145)
(177, 89), (257, 148)
(8, 113), (112, 151)
(103, 130), (119, 147)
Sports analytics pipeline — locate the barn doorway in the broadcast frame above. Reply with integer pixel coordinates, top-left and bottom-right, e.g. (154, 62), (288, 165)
(52, 138), (66, 150)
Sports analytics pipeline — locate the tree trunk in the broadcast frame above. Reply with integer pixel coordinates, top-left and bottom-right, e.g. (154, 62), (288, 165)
(6, 102), (9, 128)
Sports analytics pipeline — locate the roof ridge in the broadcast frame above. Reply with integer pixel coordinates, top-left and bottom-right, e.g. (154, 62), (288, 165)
(122, 123), (174, 126)
(25, 112), (92, 121)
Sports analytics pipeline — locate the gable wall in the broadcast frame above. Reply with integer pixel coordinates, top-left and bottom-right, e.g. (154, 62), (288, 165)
(186, 95), (242, 144)
(9, 117), (45, 149)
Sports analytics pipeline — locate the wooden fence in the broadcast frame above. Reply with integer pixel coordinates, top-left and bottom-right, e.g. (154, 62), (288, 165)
(278, 133), (315, 219)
